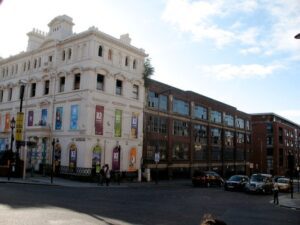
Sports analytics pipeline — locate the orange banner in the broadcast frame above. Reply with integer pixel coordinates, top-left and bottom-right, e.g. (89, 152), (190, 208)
(128, 147), (137, 172)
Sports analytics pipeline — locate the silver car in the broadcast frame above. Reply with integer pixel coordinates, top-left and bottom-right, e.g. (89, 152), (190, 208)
(245, 174), (273, 194)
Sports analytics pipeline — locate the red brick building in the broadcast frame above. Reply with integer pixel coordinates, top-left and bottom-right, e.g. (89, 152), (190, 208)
(251, 113), (300, 176)
(143, 79), (252, 179)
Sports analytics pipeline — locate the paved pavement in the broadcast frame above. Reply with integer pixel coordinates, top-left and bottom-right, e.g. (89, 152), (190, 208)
(1, 175), (300, 210)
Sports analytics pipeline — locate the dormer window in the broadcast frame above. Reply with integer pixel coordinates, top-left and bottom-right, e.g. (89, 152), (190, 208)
(98, 45), (103, 57)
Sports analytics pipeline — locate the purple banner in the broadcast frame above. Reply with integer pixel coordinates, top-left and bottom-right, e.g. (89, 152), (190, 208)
(28, 111), (34, 126)
(95, 105), (104, 135)
(112, 146), (121, 171)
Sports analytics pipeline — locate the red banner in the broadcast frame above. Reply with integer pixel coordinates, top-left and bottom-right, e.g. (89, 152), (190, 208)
(95, 105), (104, 135)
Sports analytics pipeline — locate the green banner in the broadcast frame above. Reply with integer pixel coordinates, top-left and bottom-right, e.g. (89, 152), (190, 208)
(115, 109), (122, 137)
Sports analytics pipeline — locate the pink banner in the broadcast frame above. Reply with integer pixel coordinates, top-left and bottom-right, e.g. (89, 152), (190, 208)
(95, 105), (104, 135)
(112, 146), (121, 171)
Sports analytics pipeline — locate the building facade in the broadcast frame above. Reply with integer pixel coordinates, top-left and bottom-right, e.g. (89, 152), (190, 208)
(0, 15), (146, 177)
(143, 79), (252, 179)
(251, 113), (300, 176)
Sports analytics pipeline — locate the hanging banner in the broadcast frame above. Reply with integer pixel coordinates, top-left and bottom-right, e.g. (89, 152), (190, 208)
(92, 144), (102, 170)
(112, 146), (121, 171)
(54, 142), (62, 172)
(95, 105), (104, 135)
(70, 105), (79, 130)
(15, 112), (24, 141)
(128, 147), (137, 171)
(4, 113), (10, 132)
(69, 143), (77, 173)
(28, 110), (34, 126)
(131, 113), (138, 139)
(41, 109), (48, 126)
(114, 109), (122, 137)
(55, 107), (63, 130)
(0, 113), (2, 132)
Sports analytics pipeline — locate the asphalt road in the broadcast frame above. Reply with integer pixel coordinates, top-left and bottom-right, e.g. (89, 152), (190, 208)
(0, 182), (299, 225)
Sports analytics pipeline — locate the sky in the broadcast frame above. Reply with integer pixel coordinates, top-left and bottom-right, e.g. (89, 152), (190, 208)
(0, 0), (300, 124)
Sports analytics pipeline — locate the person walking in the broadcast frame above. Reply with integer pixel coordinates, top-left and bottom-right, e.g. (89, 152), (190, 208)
(104, 164), (111, 186)
(273, 182), (279, 205)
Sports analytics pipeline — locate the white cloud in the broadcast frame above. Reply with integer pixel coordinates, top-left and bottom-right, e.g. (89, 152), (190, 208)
(162, 0), (300, 56)
(198, 63), (283, 80)
(240, 47), (261, 55)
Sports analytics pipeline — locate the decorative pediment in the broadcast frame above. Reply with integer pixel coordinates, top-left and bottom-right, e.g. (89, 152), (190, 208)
(95, 67), (109, 76)
(114, 72), (126, 81)
(129, 78), (143, 85)
(39, 38), (56, 49)
(70, 66), (82, 75)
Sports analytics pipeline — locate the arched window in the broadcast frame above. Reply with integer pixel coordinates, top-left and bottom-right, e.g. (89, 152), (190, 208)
(125, 56), (129, 66)
(133, 59), (136, 69)
(98, 45), (103, 57)
(108, 49), (112, 60)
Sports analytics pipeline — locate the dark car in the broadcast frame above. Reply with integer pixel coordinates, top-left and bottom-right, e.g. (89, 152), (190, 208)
(224, 175), (249, 191)
(245, 173), (273, 194)
(192, 171), (224, 187)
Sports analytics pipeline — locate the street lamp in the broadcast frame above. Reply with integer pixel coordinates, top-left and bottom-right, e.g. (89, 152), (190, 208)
(7, 117), (16, 181)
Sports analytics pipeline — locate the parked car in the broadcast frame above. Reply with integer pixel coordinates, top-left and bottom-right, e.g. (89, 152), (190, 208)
(275, 177), (291, 192)
(224, 175), (249, 191)
(192, 171), (224, 187)
(273, 175), (285, 183)
(245, 173), (273, 194)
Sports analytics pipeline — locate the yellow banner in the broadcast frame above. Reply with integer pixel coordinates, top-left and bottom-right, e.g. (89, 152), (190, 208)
(15, 112), (24, 141)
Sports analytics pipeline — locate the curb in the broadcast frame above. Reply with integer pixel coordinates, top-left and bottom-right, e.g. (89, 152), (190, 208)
(0, 180), (60, 187)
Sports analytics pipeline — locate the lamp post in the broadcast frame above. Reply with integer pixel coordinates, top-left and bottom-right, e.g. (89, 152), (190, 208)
(7, 117), (16, 181)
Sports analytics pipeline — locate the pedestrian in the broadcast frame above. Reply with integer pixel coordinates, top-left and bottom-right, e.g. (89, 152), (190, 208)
(105, 164), (111, 186)
(99, 166), (105, 186)
(273, 182), (279, 205)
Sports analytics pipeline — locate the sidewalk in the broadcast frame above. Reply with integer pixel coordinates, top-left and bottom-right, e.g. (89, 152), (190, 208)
(277, 193), (300, 210)
(0, 175), (188, 188)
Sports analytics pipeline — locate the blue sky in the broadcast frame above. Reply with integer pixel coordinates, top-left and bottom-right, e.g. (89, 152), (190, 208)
(1, 0), (300, 124)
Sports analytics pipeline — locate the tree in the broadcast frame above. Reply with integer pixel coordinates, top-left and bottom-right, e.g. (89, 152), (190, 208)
(143, 58), (154, 87)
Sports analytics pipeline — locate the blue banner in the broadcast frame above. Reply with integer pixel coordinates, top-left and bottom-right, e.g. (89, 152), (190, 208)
(55, 107), (63, 130)
(70, 105), (79, 130)
(41, 109), (47, 126)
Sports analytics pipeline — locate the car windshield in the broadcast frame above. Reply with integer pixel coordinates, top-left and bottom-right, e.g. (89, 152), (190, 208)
(278, 178), (289, 184)
(250, 175), (265, 182)
(228, 176), (241, 181)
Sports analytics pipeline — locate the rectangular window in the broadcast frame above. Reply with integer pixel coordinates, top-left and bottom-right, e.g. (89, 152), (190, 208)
(59, 77), (65, 92)
(146, 140), (167, 161)
(194, 144), (207, 161)
(68, 48), (72, 59)
(74, 73), (81, 90)
(44, 80), (50, 95)
(147, 116), (167, 134)
(237, 132), (245, 144)
(147, 91), (168, 111)
(62, 50), (66, 61)
(8, 88), (12, 101)
(224, 130), (234, 146)
(224, 113), (234, 127)
(172, 143), (189, 160)
(210, 110), (222, 123)
(133, 84), (139, 99)
(173, 98), (189, 116)
(0, 90), (3, 102)
(211, 128), (221, 145)
(31, 83), (36, 97)
(236, 118), (245, 129)
(96, 74), (104, 90)
(194, 105), (207, 120)
(49, 55), (53, 62)
(173, 120), (189, 136)
(224, 148), (234, 161)
(193, 124), (207, 144)
(236, 149), (245, 161)
(211, 147), (221, 161)
(116, 79), (122, 95)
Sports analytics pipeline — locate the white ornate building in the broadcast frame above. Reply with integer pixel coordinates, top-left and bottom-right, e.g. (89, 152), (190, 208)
(0, 15), (146, 176)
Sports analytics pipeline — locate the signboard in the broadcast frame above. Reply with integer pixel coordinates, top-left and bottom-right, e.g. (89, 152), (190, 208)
(112, 146), (121, 171)
(15, 112), (24, 141)
(95, 105), (104, 135)
(131, 113), (138, 138)
(128, 147), (137, 171)
(114, 110), (122, 137)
